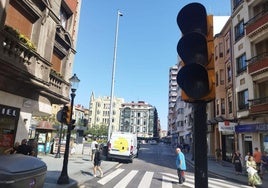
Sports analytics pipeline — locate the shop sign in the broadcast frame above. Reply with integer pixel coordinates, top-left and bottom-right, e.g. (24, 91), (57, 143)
(235, 123), (268, 133)
(218, 121), (236, 132)
(0, 104), (20, 119)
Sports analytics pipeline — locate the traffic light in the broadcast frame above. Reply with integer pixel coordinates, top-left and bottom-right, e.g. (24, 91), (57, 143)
(61, 105), (72, 124)
(176, 3), (215, 102)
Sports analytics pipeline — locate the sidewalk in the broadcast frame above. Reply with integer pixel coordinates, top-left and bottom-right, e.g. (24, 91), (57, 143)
(184, 152), (268, 188)
(39, 154), (118, 188)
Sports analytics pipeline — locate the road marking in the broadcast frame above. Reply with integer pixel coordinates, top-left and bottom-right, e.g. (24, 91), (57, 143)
(162, 175), (174, 188)
(97, 168), (124, 185)
(208, 178), (251, 188)
(114, 170), (138, 188)
(137, 171), (154, 188)
(161, 172), (178, 179)
(116, 163), (123, 168)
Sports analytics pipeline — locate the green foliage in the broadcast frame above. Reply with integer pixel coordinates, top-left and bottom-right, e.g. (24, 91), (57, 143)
(4, 25), (36, 51)
(84, 124), (108, 139)
(50, 69), (63, 79)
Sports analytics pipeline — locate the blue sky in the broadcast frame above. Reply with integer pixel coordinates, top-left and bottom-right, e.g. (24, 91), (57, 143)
(73, 0), (231, 130)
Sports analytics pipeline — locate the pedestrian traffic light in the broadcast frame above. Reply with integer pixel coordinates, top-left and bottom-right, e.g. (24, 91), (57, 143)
(61, 105), (72, 124)
(176, 2), (215, 102)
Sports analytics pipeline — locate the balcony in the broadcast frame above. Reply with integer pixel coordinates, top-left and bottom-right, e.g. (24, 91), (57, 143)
(245, 10), (268, 39)
(0, 26), (51, 84)
(247, 52), (268, 75)
(249, 97), (268, 115)
(0, 26), (69, 104)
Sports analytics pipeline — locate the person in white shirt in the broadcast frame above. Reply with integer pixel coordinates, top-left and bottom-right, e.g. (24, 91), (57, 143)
(91, 138), (98, 161)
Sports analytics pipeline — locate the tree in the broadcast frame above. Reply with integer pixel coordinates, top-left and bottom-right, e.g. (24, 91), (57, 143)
(85, 124), (108, 139)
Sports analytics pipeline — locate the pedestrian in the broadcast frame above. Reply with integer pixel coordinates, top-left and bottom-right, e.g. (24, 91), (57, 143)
(175, 148), (186, 184)
(245, 152), (251, 163)
(16, 139), (34, 156)
(91, 138), (98, 161)
(260, 151), (268, 179)
(93, 144), (103, 178)
(246, 156), (262, 187)
(253, 147), (262, 174)
(244, 152), (251, 169)
(215, 148), (222, 164)
(4, 141), (20, 154)
(232, 150), (242, 175)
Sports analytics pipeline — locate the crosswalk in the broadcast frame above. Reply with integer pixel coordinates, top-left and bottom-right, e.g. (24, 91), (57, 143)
(95, 168), (252, 188)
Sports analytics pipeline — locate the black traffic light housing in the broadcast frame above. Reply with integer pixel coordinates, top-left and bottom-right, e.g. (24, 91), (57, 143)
(61, 105), (72, 124)
(176, 2), (215, 102)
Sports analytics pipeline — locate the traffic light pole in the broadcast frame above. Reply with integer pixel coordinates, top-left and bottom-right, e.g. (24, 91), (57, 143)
(55, 122), (63, 158)
(57, 89), (76, 184)
(193, 102), (208, 188)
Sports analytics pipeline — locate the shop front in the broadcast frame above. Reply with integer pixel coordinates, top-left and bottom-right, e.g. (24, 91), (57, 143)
(218, 122), (236, 162)
(0, 104), (20, 154)
(35, 121), (55, 155)
(236, 123), (268, 154)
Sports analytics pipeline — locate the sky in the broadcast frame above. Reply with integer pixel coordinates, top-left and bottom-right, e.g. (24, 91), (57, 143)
(73, 0), (231, 131)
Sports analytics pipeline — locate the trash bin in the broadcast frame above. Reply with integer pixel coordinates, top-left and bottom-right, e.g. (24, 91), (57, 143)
(0, 154), (47, 188)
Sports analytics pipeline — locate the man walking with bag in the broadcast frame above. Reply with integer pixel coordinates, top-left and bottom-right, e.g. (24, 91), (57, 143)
(176, 148), (186, 184)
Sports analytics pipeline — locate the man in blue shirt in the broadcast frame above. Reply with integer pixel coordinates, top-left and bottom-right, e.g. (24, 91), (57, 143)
(176, 148), (186, 184)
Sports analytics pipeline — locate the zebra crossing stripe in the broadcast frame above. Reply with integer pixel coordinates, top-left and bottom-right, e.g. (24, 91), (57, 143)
(162, 175), (174, 188)
(137, 171), (154, 188)
(97, 168), (124, 185)
(114, 170), (138, 188)
(208, 178), (251, 188)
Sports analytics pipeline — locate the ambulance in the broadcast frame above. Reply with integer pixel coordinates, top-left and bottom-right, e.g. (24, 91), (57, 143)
(107, 132), (138, 163)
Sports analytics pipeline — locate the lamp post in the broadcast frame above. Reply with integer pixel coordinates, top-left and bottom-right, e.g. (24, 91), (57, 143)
(57, 74), (80, 184)
(108, 10), (123, 141)
(55, 121), (63, 158)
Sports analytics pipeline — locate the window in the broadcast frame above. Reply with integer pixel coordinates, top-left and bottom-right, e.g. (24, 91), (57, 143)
(227, 65), (232, 82)
(238, 89), (249, 110)
(216, 99), (220, 115)
(221, 98), (225, 115)
(233, 0), (243, 10)
(215, 45), (218, 60)
(236, 53), (247, 74)
(216, 72), (219, 86)
(51, 51), (62, 73)
(228, 95), (233, 114)
(234, 20), (244, 41)
(219, 43), (223, 57)
(178, 108), (184, 114)
(225, 37), (230, 54)
(220, 69), (224, 85)
(60, 8), (67, 29)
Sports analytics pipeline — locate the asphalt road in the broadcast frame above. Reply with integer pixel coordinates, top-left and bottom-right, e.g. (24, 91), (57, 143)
(80, 143), (252, 188)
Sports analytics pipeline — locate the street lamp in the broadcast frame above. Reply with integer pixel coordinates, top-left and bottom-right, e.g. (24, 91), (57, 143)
(57, 73), (80, 184)
(108, 10), (123, 141)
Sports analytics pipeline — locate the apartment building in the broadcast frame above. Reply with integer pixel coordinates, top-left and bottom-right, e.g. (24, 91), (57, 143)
(119, 101), (158, 138)
(231, 0), (268, 155)
(212, 17), (235, 161)
(88, 92), (124, 132)
(0, 0), (81, 154)
(168, 64), (179, 137)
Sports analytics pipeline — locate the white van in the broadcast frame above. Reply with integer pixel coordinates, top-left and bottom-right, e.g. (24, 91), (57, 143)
(107, 132), (138, 163)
